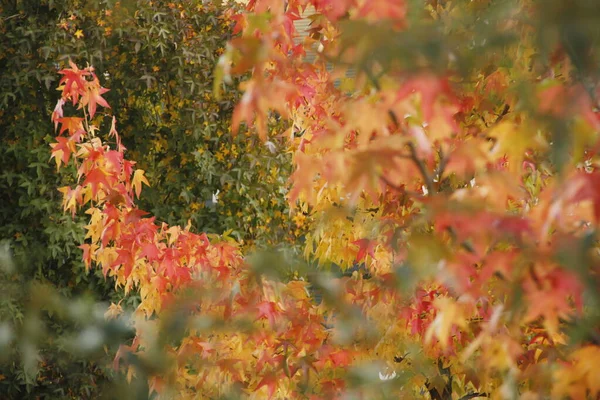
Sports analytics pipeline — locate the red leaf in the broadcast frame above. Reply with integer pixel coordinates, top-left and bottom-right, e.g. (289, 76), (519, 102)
(329, 350), (353, 367)
(257, 301), (280, 328)
(83, 167), (110, 197)
(352, 238), (377, 262)
(79, 243), (96, 271)
(58, 60), (91, 105)
(396, 73), (457, 124)
(141, 243), (160, 262)
(82, 77), (110, 118)
(57, 117), (85, 138)
(255, 373), (278, 399)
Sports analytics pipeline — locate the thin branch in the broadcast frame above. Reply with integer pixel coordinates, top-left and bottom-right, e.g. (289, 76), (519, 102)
(2, 13), (25, 22)
(459, 392), (489, 400)
(364, 66), (437, 195)
(434, 147), (450, 188)
(494, 104), (510, 125)
(408, 142), (436, 195)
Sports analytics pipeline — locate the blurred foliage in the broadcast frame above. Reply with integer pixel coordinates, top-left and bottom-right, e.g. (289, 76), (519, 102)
(0, 0), (298, 397)
(0, 243), (135, 398)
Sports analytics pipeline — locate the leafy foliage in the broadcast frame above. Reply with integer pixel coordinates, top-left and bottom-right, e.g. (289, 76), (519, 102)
(216, 0), (600, 398)
(0, 0), (296, 397)
(7, 0), (600, 399)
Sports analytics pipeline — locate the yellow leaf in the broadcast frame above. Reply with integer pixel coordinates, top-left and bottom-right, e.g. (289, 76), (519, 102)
(104, 302), (123, 320)
(286, 281), (309, 300)
(132, 169), (150, 199)
(425, 297), (468, 348)
(487, 120), (545, 173)
(552, 346), (600, 399)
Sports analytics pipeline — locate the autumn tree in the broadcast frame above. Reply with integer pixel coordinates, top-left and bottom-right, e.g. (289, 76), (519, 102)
(217, 0), (600, 398)
(0, 0), (296, 397)
(12, 0), (600, 399)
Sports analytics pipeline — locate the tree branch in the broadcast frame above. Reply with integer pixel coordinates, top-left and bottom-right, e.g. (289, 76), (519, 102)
(408, 142), (436, 195)
(363, 66), (437, 195)
(459, 392), (489, 400)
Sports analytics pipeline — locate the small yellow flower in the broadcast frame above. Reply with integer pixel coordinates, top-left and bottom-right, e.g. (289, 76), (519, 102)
(74, 29), (84, 39)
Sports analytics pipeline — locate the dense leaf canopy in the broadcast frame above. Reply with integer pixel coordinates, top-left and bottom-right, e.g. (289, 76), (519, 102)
(0, 0), (296, 398)
(4, 0), (600, 399)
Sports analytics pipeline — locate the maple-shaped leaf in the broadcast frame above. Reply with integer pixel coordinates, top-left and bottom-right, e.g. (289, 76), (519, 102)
(123, 208), (150, 225)
(523, 267), (582, 337)
(246, 0), (285, 14)
(58, 185), (83, 215)
(81, 77), (110, 118)
(58, 60), (91, 105)
(286, 280), (310, 300)
(566, 171), (600, 223)
(104, 301), (123, 320)
(289, 152), (323, 204)
(132, 169), (150, 199)
(320, 378), (346, 395)
(103, 150), (123, 174)
(230, 12), (246, 35)
(488, 120), (545, 173)
(312, 0), (354, 21)
(140, 242), (160, 262)
(79, 243), (98, 271)
(445, 139), (489, 178)
(396, 73), (457, 124)
(232, 78), (297, 140)
(255, 372), (278, 399)
(256, 351), (279, 373)
(257, 301), (280, 328)
(57, 117), (85, 139)
(425, 297), (469, 349)
(352, 238), (377, 263)
(50, 137), (76, 170)
(113, 248), (135, 279)
(552, 346), (600, 399)
(83, 167), (111, 197)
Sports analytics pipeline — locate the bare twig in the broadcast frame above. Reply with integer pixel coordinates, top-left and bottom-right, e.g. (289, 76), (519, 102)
(408, 142), (436, 195)
(459, 392), (489, 400)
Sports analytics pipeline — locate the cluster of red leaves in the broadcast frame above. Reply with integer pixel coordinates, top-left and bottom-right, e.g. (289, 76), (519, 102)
(221, 0), (600, 398)
(51, 62), (408, 398)
(46, 0), (600, 397)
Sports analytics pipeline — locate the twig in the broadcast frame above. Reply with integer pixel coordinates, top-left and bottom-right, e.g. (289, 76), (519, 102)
(2, 13), (25, 22)
(459, 392), (489, 400)
(408, 142), (436, 195)
(494, 104), (510, 125)
(363, 66), (437, 195)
